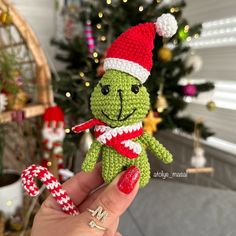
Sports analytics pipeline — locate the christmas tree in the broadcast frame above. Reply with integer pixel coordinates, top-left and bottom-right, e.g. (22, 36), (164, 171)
(52, 0), (214, 153)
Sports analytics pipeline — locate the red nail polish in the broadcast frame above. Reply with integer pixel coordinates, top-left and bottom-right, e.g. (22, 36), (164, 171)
(117, 166), (140, 194)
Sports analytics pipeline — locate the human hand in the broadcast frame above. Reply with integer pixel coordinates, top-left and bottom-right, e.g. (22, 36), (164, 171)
(31, 164), (140, 236)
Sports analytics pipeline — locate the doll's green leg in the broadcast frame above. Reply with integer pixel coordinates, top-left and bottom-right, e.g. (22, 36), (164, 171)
(132, 155), (151, 187)
(102, 153), (127, 184)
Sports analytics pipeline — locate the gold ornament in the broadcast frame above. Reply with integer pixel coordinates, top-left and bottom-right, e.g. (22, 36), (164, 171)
(156, 95), (168, 113)
(7, 89), (28, 110)
(143, 110), (162, 135)
(0, 10), (12, 25)
(158, 47), (172, 62)
(206, 101), (216, 111)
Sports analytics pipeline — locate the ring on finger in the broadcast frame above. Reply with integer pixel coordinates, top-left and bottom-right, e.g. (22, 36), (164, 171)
(87, 206), (108, 231)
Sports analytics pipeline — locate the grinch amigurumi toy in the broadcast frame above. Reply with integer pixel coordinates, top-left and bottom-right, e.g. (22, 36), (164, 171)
(72, 14), (178, 187)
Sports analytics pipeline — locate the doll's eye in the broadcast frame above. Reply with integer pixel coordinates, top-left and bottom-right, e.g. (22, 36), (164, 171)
(101, 85), (110, 95)
(131, 84), (140, 94)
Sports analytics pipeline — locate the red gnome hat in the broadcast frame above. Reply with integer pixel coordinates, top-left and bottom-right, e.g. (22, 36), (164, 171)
(43, 105), (65, 128)
(104, 13), (178, 83)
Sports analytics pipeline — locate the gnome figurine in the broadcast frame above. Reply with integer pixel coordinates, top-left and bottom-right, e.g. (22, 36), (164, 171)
(73, 14), (178, 187)
(42, 105), (65, 180)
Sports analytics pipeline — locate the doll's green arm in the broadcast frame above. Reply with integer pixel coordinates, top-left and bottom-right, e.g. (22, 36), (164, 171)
(140, 132), (173, 164)
(82, 140), (102, 172)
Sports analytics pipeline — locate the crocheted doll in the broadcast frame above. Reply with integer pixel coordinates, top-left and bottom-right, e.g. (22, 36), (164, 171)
(72, 14), (178, 187)
(42, 105), (65, 180)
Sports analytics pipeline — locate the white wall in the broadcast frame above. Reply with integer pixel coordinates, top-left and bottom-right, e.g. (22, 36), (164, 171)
(12, 0), (61, 69)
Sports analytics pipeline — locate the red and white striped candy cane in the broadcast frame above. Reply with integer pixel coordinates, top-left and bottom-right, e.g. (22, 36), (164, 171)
(21, 165), (79, 216)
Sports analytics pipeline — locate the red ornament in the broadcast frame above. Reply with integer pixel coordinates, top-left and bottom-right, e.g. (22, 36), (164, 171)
(182, 84), (197, 96)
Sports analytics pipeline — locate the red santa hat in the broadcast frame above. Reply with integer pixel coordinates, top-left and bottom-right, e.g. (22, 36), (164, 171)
(104, 13), (178, 83)
(43, 105), (65, 128)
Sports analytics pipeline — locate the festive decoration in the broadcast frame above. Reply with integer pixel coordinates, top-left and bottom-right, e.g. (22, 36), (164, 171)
(185, 54), (203, 73)
(191, 147), (206, 168)
(7, 89), (28, 110)
(79, 129), (93, 155)
(143, 110), (162, 135)
(158, 46), (172, 62)
(207, 100), (216, 111)
(0, 9), (12, 25)
(42, 105), (65, 180)
(156, 95), (168, 113)
(178, 26), (189, 42)
(187, 120), (214, 174)
(72, 15), (175, 187)
(21, 165), (78, 215)
(85, 20), (95, 54)
(0, 93), (7, 112)
(104, 14), (177, 84)
(182, 84), (197, 97)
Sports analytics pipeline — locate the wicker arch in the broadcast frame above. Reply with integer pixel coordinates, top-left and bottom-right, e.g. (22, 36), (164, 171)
(0, 0), (53, 123)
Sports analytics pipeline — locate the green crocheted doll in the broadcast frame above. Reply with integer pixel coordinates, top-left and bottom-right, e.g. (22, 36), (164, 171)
(72, 14), (178, 187)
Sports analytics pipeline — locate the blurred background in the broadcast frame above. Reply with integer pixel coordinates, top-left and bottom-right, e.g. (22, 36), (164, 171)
(0, 0), (235, 235)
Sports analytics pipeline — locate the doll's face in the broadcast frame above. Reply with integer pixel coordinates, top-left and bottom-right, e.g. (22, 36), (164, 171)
(90, 70), (150, 127)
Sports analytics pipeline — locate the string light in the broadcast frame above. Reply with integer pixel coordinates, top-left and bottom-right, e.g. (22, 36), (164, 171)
(79, 72), (85, 77)
(138, 6), (144, 12)
(65, 128), (70, 133)
(47, 161), (52, 167)
(93, 52), (98, 58)
(170, 7), (179, 13)
(106, 0), (111, 4)
(194, 34), (200, 39)
(94, 58), (99, 63)
(96, 23), (102, 29)
(156, 0), (161, 3)
(100, 36), (106, 41)
(66, 92), (71, 98)
(85, 81), (91, 87)
(98, 12), (103, 18)
(186, 36), (192, 42)
(123, 0), (128, 3)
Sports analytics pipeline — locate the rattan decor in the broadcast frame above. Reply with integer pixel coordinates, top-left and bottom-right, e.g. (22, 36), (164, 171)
(0, 0), (53, 123)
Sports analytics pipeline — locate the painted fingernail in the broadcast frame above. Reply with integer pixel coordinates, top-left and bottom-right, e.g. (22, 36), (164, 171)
(117, 166), (140, 194)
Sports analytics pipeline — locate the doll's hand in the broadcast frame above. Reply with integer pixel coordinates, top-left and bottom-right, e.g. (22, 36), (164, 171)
(162, 155), (173, 164)
(31, 163), (140, 236)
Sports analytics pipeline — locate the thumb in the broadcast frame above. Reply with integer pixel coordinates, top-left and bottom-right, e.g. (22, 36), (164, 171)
(80, 166), (140, 232)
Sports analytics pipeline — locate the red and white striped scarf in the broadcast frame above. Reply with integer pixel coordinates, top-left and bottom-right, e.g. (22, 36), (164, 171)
(72, 119), (143, 159)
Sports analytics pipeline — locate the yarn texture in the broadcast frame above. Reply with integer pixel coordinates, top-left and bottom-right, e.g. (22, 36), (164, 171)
(75, 69), (173, 187)
(75, 15), (176, 187)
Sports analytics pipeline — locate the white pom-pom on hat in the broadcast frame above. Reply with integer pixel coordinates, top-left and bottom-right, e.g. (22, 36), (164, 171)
(156, 13), (178, 38)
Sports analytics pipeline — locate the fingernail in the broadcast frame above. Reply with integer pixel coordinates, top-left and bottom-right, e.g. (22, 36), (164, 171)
(117, 166), (140, 194)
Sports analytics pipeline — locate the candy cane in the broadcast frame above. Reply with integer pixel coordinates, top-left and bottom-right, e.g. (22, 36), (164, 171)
(21, 165), (79, 216)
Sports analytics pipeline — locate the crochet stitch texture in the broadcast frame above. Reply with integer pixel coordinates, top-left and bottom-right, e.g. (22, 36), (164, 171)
(81, 70), (173, 187)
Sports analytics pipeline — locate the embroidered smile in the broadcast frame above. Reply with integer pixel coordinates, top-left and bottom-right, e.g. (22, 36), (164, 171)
(102, 109), (137, 121)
